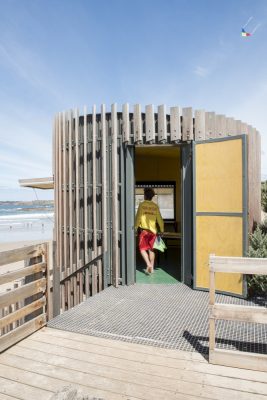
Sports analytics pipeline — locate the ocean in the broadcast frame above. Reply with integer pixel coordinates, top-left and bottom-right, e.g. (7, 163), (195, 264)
(0, 202), (54, 243)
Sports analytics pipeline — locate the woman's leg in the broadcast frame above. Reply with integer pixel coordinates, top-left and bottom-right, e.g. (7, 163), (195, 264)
(148, 249), (155, 272)
(140, 249), (151, 272)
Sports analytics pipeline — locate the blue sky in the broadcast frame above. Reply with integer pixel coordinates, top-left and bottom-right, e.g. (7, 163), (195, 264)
(0, 0), (266, 201)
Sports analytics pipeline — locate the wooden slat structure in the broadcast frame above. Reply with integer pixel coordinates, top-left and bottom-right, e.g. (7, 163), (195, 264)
(53, 104), (261, 311)
(0, 243), (51, 353)
(209, 254), (267, 372)
(0, 326), (267, 400)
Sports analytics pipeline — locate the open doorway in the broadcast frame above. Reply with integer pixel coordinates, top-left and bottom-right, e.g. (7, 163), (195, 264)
(134, 146), (182, 283)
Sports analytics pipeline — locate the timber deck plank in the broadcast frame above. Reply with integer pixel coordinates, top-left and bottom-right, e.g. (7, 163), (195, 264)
(0, 393), (18, 400)
(0, 328), (266, 400)
(7, 343), (267, 396)
(26, 328), (267, 383)
(35, 327), (207, 361)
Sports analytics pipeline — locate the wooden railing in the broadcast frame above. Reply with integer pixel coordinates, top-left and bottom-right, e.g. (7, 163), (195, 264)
(0, 243), (52, 353)
(209, 255), (267, 372)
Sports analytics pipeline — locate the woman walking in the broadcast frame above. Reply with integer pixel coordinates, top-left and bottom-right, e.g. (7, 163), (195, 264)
(135, 188), (164, 273)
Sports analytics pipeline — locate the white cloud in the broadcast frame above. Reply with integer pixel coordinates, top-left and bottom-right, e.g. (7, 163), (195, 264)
(0, 39), (62, 102)
(193, 66), (210, 78)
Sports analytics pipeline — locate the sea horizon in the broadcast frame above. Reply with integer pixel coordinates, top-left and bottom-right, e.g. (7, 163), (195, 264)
(0, 200), (54, 244)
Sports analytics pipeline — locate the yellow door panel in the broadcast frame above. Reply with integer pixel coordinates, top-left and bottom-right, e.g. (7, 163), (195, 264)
(194, 137), (246, 296)
(196, 216), (243, 295)
(196, 139), (243, 213)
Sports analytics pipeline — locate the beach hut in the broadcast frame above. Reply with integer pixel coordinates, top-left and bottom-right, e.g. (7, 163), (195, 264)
(53, 104), (261, 311)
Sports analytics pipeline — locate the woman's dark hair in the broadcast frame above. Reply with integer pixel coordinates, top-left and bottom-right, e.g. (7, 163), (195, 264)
(144, 187), (155, 200)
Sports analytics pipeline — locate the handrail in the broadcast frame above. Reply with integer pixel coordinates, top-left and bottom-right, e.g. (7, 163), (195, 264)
(209, 254), (267, 372)
(0, 242), (51, 353)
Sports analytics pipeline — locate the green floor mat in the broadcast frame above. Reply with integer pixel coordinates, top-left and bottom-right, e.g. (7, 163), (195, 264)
(136, 246), (181, 284)
(136, 266), (179, 284)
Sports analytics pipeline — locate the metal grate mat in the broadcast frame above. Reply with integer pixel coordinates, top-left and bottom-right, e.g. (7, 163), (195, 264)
(48, 283), (267, 355)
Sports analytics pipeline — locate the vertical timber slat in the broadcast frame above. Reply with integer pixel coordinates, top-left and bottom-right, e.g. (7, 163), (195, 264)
(182, 107), (193, 141)
(53, 114), (61, 314)
(248, 127), (261, 229)
(84, 106), (88, 264)
(75, 108), (80, 289)
(101, 104), (108, 288)
(158, 104), (167, 142)
(58, 114), (63, 278)
(145, 104), (155, 143)
(205, 112), (216, 139)
(134, 104), (142, 143)
(248, 125), (254, 232)
(67, 110), (74, 310)
(215, 115), (223, 138)
(53, 115), (61, 312)
(68, 110), (74, 277)
(241, 122), (249, 136)
(79, 269), (83, 304)
(96, 107), (102, 292)
(215, 114), (227, 137)
(170, 106), (181, 142)
(92, 105), (97, 253)
(226, 117), (234, 136)
(56, 114), (65, 311)
(256, 130), (261, 224)
(209, 258), (216, 352)
(85, 268), (90, 299)
(92, 105), (97, 295)
(120, 132), (126, 286)
(62, 112), (68, 275)
(236, 120), (242, 135)
(194, 110), (205, 141)
(232, 119), (237, 136)
(111, 103), (119, 287)
(122, 103), (130, 143)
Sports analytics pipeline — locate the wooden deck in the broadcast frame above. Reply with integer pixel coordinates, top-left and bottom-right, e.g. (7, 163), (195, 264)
(0, 327), (266, 400)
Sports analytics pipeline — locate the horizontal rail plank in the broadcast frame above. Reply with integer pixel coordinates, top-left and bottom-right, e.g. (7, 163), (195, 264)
(0, 314), (46, 353)
(0, 262), (46, 285)
(210, 349), (267, 372)
(0, 244), (45, 267)
(210, 304), (267, 324)
(0, 278), (46, 308)
(0, 296), (46, 329)
(210, 256), (267, 274)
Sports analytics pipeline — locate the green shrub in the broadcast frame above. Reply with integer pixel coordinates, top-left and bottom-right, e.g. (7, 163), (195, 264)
(248, 225), (267, 258)
(261, 181), (267, 213)
(258, 218), (267, 235)
(247, 224), (267, 297)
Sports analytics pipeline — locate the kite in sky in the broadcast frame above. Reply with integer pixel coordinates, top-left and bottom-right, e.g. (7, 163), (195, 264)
(241, 17), (261, 37)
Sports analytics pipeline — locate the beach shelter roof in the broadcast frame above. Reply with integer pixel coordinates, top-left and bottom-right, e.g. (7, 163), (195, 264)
(18, 177), (54, 189)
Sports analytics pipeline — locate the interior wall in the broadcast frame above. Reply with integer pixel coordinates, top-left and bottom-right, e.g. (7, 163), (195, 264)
(135, 146), (181, 227)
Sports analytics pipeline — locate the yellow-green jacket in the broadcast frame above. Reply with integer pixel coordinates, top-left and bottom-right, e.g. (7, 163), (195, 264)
(135, 200), (164, 234)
